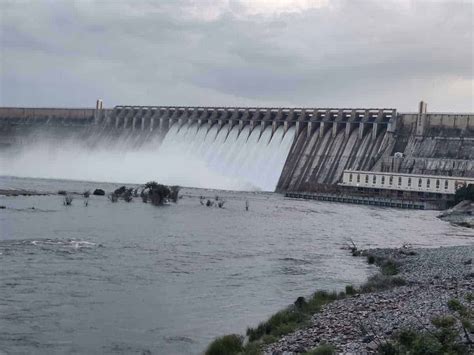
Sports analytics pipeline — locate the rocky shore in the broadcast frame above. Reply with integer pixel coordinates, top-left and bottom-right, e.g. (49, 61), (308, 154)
(439, 201), (474, 228)
(265, 245), (474, 354)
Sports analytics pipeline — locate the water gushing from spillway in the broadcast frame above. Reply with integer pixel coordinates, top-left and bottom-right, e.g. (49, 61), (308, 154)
(156, 123), (295, 191)
(0, 123), (296, 191)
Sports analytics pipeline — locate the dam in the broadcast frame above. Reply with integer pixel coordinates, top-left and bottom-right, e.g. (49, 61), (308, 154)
(0, 103), (473, 192)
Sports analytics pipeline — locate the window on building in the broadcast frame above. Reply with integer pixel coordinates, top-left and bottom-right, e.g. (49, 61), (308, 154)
(381, 176), (385, 185)
(373, 175), (377, 184)
(398, 177), (402, 186)
(427, 179), (430, 188)
(444, 180), (449, 189)
(349, 174), (353, 182)
(357, 174), (360, 183)
(408, 178), (412, 187)
(389, 176), (393, 185)
(365, 175), (369, 184)
(436, 179), (440, 189)
(418, 178), (422, 188)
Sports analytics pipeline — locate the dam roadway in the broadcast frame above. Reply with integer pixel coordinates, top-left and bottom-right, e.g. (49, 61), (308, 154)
(0, 105), (473, 191)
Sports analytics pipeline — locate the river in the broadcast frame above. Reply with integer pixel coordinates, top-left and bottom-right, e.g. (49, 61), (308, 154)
(0, 176), (472, 354)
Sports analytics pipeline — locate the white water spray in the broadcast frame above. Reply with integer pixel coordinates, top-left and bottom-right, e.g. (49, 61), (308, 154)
(0, 124), (295, 191)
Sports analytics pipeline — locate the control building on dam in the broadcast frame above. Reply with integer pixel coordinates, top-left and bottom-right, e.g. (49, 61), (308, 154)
(0, 102), (473, 194)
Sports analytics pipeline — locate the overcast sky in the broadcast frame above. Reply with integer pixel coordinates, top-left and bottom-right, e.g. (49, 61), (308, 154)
(0, 0), (472, 112)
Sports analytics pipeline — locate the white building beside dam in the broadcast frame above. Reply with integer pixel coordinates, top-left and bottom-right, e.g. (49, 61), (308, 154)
(340, 170), (474, 195)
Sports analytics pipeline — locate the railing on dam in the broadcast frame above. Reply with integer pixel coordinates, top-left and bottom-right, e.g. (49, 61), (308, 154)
(97, 106), (397, 139)
(2, 106), (472, 139)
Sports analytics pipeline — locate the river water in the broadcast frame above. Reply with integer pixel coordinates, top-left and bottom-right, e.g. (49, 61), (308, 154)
(0, 176), (473, 354)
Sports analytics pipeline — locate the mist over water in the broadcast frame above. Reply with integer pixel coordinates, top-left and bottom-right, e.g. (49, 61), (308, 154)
(1, 124), (295, 191)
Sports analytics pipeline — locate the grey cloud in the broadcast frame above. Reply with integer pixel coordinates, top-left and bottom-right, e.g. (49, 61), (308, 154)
(0, 0), (472, 111)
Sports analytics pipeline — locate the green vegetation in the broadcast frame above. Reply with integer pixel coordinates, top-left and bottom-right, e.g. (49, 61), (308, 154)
(345, 285), (356, 295)
(380, 259), (400, 276)
(205, 334), (244, 355)
(454, 183), (474, 204)
(246, 291), (339, 342)
(360, 274), (406, 293)
(364, 252), (401, 276)
(206, 252), (409, 355)
(206, 291), (344, 355)
(304, 343), (336, 355)
(359, 253), (406, 293)
(143, 181), (181, 205)
(379, 296), (473, 355)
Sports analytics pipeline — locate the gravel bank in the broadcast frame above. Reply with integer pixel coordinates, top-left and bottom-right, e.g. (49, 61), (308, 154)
(265, 245), (474, 354)
(439, 201), (474, 228)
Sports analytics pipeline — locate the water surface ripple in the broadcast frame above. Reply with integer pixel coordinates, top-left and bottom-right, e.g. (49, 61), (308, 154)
(0, 177), (472, 354)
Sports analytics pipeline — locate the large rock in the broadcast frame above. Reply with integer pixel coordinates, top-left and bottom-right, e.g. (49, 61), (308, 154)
(438, 200), (474, 228)
(93, 189), (105, 196)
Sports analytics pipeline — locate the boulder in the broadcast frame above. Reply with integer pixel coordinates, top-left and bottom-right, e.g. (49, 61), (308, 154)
(93, 189), (105, 196)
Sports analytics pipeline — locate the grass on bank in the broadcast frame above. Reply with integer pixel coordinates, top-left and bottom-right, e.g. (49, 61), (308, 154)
(204, 291), (342, 355)
(205, 252), (409, 355)
(360, 253), (407, 292)
(246, 291), (340, 342)
(379, 295), (473, 355)
(205, 335), (244, 355)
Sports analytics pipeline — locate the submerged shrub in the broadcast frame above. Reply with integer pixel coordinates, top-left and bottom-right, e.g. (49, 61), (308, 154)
(122, 189), (133, 202)
(169, 185), (181, 203)
(113, 186), (127, 196)
(109, 193), (118, 203)
(145, 181), (171, 206)
(205, 334), (243, 355)
(63, 195), (73, 206)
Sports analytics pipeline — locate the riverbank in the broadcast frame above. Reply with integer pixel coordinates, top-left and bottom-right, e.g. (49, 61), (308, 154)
(264, 245), (473, 354)
(206, 244), (473, 354)
(439, 201), (474, 228)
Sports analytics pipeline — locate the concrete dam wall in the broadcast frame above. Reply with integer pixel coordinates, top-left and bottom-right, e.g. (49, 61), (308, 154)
(0, 106), (472, 191)
(379, 113), (474, 179)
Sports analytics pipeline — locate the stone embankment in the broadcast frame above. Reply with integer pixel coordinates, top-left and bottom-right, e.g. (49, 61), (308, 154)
(439, 201), (474, 228)
(265, 245), (474, 354)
